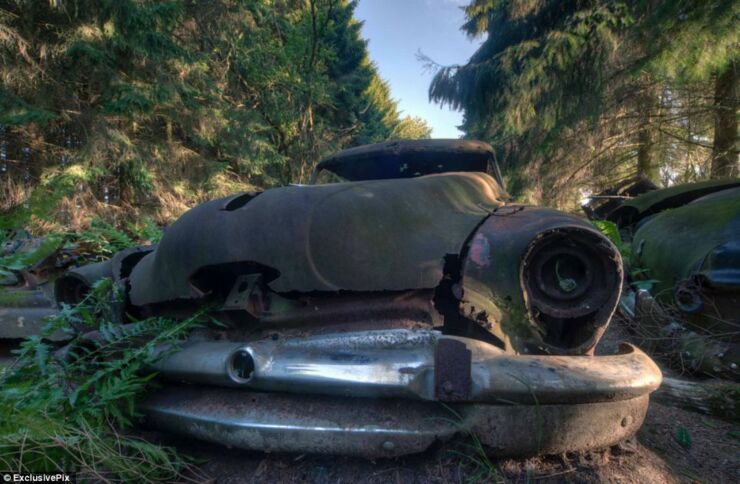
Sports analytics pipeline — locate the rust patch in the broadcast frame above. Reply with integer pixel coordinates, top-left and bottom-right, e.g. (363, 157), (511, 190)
(434, 338), (471, 401)
(468, 233), (491, 268)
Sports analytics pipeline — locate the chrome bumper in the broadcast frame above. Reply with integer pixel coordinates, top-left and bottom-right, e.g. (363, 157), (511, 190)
(143, 329), (661, 457)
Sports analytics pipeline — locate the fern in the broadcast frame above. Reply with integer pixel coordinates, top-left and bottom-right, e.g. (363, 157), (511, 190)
(71, 220), (136, 257)
(591, 219), (631, 260)
(0, 278), (207, 481)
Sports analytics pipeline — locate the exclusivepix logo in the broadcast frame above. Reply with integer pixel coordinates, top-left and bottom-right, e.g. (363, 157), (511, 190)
(2, 474), (72, 483)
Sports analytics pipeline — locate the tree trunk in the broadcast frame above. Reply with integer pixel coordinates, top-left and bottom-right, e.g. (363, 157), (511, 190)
(711, 61), (738, 178)
(636, 88), (659, 182)
(637, 125), (658, 181)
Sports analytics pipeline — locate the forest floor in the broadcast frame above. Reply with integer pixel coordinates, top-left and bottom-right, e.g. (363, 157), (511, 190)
(153, 318), (739, 484)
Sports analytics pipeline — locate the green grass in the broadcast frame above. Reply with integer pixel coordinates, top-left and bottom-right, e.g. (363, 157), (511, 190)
(439, 405), (507, 483)
(0, 279), (209, 481)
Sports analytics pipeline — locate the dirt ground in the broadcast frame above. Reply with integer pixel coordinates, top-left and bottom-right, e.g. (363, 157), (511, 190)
(163, 320), (740, 484)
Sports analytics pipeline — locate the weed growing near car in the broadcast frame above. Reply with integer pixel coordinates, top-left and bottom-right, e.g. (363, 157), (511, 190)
(0, 279), (206, 482)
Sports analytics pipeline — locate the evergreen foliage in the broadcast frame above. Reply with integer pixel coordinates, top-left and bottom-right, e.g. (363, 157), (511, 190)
(0, 0), (431, 232)
(429, 1), (738, 206)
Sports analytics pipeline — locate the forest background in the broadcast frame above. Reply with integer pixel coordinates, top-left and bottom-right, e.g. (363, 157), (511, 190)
(0, 0), (737, 234)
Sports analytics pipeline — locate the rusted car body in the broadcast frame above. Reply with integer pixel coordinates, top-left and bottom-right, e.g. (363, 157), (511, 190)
(0, 233), (72, 344)
(55, 140), (661, 457)
(585, 177), (740, 378)
(630, 185), (739, 323)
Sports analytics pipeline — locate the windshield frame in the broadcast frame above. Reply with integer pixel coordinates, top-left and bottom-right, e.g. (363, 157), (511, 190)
(309, 139), (505, 188)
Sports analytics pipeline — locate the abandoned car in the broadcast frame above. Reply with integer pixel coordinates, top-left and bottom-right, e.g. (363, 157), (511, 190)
(53, 140), (662, 458)
(585, 177), (740, 378)
(0, 232), (73, 344)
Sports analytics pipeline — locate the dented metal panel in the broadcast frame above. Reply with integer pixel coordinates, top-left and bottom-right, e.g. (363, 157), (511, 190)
(129, 172), (506, 305)
(460, 206), (622, 355)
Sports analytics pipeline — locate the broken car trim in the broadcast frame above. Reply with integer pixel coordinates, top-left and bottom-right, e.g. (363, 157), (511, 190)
(143, 329), (661, 457)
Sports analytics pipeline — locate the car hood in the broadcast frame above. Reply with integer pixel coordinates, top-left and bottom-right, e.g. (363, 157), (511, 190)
(129, 172), (506, 305)
(631, 186), (740, 294)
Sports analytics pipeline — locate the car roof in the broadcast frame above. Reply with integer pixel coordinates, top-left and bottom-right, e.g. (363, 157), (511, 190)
(310, 139), (503, 186)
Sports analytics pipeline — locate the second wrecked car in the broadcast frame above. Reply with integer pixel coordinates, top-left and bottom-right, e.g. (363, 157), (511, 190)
(585, 177), (740, 378)
(55, 140), (662, 457)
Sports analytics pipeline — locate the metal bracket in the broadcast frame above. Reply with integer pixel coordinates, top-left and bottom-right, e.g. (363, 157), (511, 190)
(434, 338), (472, 401)
(222, 274), (264, 316)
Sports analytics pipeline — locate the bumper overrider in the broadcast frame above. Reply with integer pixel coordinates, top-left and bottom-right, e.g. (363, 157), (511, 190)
(143, 329), (661, 458)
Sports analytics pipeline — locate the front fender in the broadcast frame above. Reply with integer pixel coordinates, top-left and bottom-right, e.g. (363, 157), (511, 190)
(460, 206), (623, 355)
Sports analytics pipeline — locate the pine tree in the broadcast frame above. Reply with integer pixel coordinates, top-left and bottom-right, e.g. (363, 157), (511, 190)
(0, 0), (430, 232)
(428, 0), (738, 204)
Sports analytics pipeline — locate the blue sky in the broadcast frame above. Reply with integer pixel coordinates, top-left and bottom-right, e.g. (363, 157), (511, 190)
(355, 0), (482, 138)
